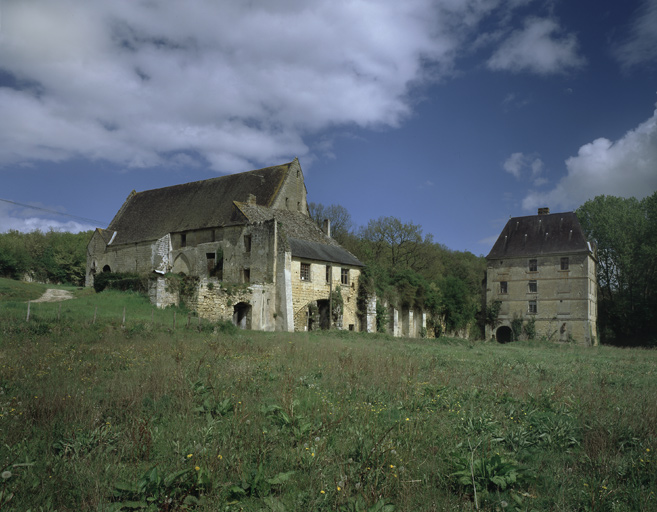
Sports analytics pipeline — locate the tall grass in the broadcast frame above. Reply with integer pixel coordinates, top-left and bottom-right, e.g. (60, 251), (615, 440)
(0, 289), (656, 510)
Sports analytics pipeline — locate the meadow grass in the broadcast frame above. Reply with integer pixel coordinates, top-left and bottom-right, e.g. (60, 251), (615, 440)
(0, 277), (52, 302)
(1, 287), (656, 510)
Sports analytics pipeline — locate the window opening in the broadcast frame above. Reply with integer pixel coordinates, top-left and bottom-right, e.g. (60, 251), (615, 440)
(529, 280), (537, 293)
(500, 281), (508, 294)
(244, 235), (252, 253)
(529, 259), (537, 271)
(243, 268), (250, 283)
(206, 253), (215, 274)
(341, 268), (349, 285)
(326, 265), (331, 283)
(300, 262), (311, 281)
(181, 233), (187, 248)
(561, 257), (569, 270)
(528, 300), (537, 314)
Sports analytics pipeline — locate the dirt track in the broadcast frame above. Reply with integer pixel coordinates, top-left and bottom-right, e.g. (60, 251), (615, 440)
(31, 289), (75, 303)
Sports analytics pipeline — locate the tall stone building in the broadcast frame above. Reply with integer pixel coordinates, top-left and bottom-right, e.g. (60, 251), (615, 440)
(86, 159), (364, 332)
(485, 208), (597, 345)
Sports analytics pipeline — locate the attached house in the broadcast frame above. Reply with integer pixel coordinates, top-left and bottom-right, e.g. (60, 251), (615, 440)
(86, 159), (364, 332)
(485, 208), (597, 345)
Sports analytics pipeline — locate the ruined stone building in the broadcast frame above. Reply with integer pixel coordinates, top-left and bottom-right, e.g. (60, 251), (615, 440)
(86, 159), (365, 332)
(485, 208), (597, 345)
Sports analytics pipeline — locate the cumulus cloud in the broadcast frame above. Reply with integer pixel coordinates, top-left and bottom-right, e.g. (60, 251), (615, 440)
(522, 105), (657, 212)
(487, 17), (584, 74)
(0, 0), (523, 174)
(614, 0), (657, 68)
(503, 152), (545, 184)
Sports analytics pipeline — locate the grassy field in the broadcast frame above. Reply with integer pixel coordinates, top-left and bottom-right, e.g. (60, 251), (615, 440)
(1, 281), (656, 511)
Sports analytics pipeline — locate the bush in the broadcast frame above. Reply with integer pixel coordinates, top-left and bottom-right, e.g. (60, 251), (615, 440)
(94, 272), (148, 294)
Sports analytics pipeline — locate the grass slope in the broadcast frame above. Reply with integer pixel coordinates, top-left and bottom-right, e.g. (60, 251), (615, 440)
(0, 289), (656, 511)
(0, 276), (51, 302)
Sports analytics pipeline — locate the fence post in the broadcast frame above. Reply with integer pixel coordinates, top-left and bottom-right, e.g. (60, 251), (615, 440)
(122, 306), (126, 328)
(58, 303), (61, 321)
(26, 301), (31, 322)
(173, 311), (177, 330)
(93, 306), (97, 324)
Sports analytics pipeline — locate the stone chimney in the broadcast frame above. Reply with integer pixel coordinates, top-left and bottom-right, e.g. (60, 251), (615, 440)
(247, 194), (256, 205)
(322, 218), (331, 237)
(538, 207), (550, 215)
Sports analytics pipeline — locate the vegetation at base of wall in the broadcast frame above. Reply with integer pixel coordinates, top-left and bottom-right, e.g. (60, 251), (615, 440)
(94, 272), (149, 294)
(1, 312), (655, 511)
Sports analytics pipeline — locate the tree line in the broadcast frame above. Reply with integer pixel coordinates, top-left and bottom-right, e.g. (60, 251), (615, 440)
(0, 229), (92, 286)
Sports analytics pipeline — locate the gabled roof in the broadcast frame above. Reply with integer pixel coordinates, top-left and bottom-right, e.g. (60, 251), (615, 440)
(236, 202), (364, 267)
(486, 212), (592, 260)
(107, 161), (295, 245)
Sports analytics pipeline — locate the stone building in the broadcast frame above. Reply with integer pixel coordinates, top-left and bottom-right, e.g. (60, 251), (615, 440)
(485, 208), (597, 345)
(86, 159), (364, 332)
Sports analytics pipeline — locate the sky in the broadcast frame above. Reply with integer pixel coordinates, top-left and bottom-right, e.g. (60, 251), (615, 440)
(1, 0), (656, 255)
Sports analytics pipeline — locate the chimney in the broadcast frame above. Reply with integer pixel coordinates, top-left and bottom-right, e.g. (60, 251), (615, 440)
(538, 207), (550, 215)
(322, 218), (331, 237)
(247, 194), (256, 205)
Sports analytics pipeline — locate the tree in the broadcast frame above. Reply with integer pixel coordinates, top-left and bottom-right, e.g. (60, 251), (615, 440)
(577, 193), (657, 344)
(307, 202), (353, 244)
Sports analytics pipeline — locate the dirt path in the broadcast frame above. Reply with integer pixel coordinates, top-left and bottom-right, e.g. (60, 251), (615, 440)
(31, 289), (76, 303)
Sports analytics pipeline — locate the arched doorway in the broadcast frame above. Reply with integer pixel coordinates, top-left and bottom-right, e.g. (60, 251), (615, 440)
(233, 302), (252, 330)
(496, 325), (513, 343)
(172, 254), (191, 275)
(102, 265), (111, 273)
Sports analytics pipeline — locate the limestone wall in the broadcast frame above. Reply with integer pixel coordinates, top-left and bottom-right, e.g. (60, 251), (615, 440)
(290, 260), (361, 331)
(486, 252), (597, 345)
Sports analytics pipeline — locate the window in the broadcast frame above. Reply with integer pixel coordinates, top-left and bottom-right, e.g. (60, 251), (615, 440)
(529, 280), (537, 293)
(206, 252), (215, 274)
(528, 300), (537, 314)
(181, 233), (187, 248)
(500, 281), (508, 294)
(561, 257), (569, 270)
(242, 268), (250, 283)
(529, 259), (537, 272)
(341, 268), (349, 285)
(300, 262), (311, 281)
(244, 235), (252, 253)
(326, 265), (331, 283)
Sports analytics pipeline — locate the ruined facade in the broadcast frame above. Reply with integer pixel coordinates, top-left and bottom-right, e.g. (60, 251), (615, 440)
(485, 208), (597, 345)
(86, 159), (364, 332)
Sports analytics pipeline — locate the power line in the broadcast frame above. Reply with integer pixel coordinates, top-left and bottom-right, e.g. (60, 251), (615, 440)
(0, 198), (107, 226)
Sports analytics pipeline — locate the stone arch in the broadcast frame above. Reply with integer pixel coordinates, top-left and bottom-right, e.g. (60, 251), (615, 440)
(102, 264), (111, 273)
(496, 325), (513, 343)
(233, 302), (252, 330)
(172, 253), (191, 275)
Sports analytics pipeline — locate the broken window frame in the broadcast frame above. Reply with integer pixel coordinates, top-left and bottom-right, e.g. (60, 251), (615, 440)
(528, 259), (537, 272)
(341, 268), (349, 285)
(244, 234), (252, 253)
(560, 257), (569, 271)
(528, 280), (537, 293)
(528, 300), (537, 314)
(500, 281), (508, 294)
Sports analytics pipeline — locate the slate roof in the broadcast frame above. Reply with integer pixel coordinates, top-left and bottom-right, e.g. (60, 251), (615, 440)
(236, 202), (364, 267)
(486, 212), (592, 260)
(107, 161), (294, 245)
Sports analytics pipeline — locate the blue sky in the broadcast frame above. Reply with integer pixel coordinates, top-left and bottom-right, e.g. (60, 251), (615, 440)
(1, 0), (656, 255)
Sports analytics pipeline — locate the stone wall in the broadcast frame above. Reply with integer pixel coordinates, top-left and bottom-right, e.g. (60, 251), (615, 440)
(486, 252), (597, 345)
(290, 260), (361, 331)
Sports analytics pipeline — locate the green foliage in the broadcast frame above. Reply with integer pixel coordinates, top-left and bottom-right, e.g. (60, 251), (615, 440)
(451, 452), (531, 493)
(485, 300), (502, 329)
(523, 316), (536, 340)
(511, 314), (524, 342)
(440, 275), (477, 333)
(94, 272), (148, 294)
(0, 229), (91, 285)
(577, 192), (657, 345)
(375, 300), (388, 333)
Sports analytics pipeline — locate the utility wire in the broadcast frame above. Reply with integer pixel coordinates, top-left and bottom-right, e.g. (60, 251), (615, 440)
(0, 198), (107, 226)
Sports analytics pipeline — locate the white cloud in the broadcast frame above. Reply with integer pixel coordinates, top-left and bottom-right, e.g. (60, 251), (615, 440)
(0, 201), (96, 233)
(522, 105), (657, 211)
(614, 0), (657, 68)
(503, 152), (545, 183)
(0, 0), (520, 174)
(487, 17), (584, 75)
